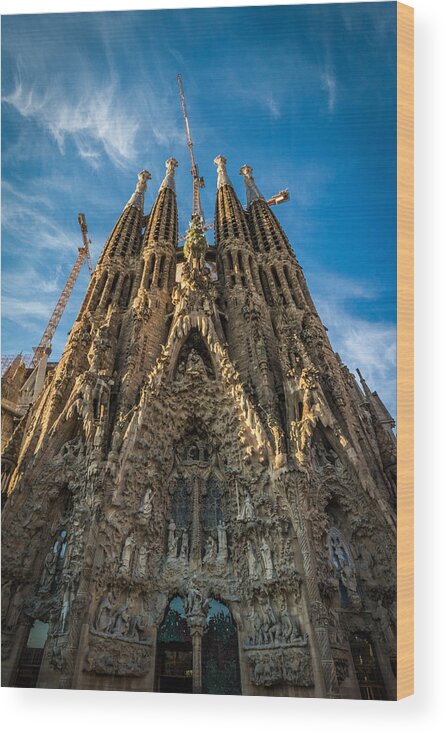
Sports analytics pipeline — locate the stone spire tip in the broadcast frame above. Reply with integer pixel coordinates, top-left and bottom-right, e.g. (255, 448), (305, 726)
(125, 169), (151, 211)
(240, 164), (264, 205)
(159, 157), (178, 192)
(214, 155), (232, 188)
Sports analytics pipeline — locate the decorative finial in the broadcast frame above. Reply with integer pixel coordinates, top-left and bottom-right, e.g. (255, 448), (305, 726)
(214, 155), (232, 188)
(125, 169), (151, 211)
(160, 158), (178, 192)
(240, 164), (264, 205)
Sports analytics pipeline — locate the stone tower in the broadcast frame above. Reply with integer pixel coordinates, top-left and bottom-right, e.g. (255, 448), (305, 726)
(1, 154), (397, 698)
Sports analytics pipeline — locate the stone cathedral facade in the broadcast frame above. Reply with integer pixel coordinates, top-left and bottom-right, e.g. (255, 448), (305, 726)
(1, 155), (397, 698)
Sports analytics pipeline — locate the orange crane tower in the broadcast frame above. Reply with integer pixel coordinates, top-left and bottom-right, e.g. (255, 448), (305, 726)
(177, 74), (206, 221)
(31, 213), (93, 367)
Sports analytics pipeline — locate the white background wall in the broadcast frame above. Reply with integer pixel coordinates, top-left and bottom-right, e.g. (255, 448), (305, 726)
(1, 0), (445, 731)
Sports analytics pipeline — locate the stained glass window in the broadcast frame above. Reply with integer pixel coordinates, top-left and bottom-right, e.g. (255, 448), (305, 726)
(202, 477), (224, 530)
(171, 479), (192, 529)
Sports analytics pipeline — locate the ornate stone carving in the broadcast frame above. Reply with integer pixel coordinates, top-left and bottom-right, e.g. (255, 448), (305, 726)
(84, 636), (151, 677)
(247, 648), (313, 687)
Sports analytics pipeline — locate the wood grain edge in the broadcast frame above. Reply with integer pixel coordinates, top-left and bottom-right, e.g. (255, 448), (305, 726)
(397, 1), (414, 701)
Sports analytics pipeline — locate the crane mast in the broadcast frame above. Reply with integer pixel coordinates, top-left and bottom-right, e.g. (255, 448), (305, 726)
(78, 212), (93, 277)
(177, 74), (205, 221)
(31, 213), (93, 366)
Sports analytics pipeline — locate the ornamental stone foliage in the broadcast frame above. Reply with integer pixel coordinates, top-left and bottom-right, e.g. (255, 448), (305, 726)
(1, 157), (397, 698)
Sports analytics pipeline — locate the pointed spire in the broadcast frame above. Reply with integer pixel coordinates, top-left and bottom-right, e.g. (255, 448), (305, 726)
(159, 158), (178, 192)
(214, 155), (232, 188)
(240, 164), (265, 206)
(125, 169), (151, 211)
(356, 368), (373, 399)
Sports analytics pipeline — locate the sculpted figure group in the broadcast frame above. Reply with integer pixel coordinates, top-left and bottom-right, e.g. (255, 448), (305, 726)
(245, 595), (307, 649)
(94, 591), (151, 643)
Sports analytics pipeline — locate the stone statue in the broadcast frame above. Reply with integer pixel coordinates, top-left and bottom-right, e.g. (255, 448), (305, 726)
(217, 521), (228, 561)
(372, 599), (396, 647)
(120, 535), (135, 574)
(113, 601), (131, 637)
(167, 519), (177, 559)
(179, 529), (189, 561)
(185, 585), (203, 616)
(334, 540), (357, 594)
(260, 538), (274, 580)
(259, 597), (277, 644)
(203, 536), (216, 564)
(40, 548), (57, 594)
(183, 213), (207, 273)
(135, 544), (149, 579)
(278, 599), (294, 643)
(58, 579), (75, 635)
(133, 610), (151, 642)
(95, 591), (114, 633)
(139, 488), (154, 520)
(246, 541), (260, 579)
(239, 492), (256, 522)
(245, 604), (257, 645)
(185, 349), (204, 374)
(4, 585), (24, 630)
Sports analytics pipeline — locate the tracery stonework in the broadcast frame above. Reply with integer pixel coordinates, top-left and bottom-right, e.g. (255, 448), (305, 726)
(1, 157), (397, 698)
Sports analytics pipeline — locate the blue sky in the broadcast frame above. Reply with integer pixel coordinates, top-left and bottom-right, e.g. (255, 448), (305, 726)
(1, 2), (397, 416)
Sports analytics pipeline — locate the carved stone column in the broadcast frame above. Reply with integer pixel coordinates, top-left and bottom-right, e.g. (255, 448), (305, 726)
(311, 601), (339, 698)
(59, 480), (100, 688)
(190, 475), (202, 569)
(286, 477), (340, 698)
(187, 613), (207, 694)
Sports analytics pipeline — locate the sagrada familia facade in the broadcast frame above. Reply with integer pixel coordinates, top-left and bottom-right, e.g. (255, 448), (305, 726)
(1, 155), (397, 698)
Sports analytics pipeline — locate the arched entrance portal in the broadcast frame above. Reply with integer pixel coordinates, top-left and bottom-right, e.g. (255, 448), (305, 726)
(155, 596), (193, 693)
(155, 596), (241, 695)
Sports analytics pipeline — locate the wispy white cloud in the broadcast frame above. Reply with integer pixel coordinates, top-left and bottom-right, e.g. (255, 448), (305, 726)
(3, 77), (140, 170)
(265, 94), (281, 120)
(2, 294), (54, 324)
(2, 196), (78, 253)
(321, 68), (337, 113)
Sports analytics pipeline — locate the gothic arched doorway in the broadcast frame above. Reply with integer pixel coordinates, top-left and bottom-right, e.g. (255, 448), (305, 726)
(155, 596), (241, 695)
(155, 596), (193, 694)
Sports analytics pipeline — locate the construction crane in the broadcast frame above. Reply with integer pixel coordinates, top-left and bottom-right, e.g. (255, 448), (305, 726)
(31, 213), (93, 367)
(78, 212), (94, 277)
(177, 74), (205, 221)
(266, 189), (289, 206)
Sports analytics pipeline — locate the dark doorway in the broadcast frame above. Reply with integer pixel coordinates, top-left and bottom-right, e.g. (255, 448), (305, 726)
(155, 596), (193, 694)
(350, 632), (387, 700)
(13, 620), (49, 688)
